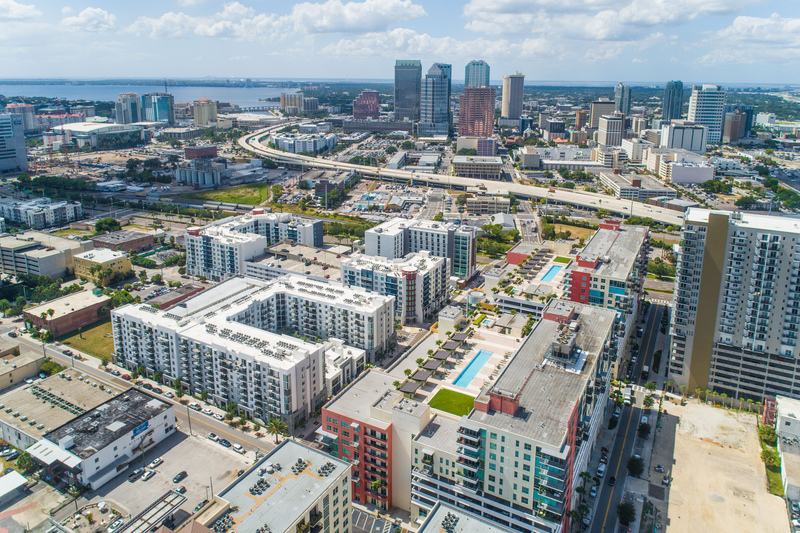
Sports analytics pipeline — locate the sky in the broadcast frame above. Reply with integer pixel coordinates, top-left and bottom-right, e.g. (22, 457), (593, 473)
(2, 0), (800, 84)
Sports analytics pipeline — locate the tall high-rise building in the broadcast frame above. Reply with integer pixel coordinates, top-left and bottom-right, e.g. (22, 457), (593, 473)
(418, 63), (451, 136)
(723, 110), (746, 144)
(0, 114), (27, 173)
(723, 104), (754, 137)
(140, 93), (174, 125)
(614, 82), (631, 115)
(660, 120), (708, 153)
(464, 59), (490, 88)
(192, 98), (218, 126)
(280, 92), (304, 110)
(688, 84), (725, 144)
(575, 110), (588, 130)
(352, 90), (380, 120)
(662, 80), (684, 122)
(597, 113), (624, 146)
(669, 209), (800, 401)
(4, 103), (40, 134)
(589, 99), (615, 128)
(501, 73), (524, 119)
(394, 60), (422, 122)
(459, 87), (495, 137)
(115, 93), (141, 124)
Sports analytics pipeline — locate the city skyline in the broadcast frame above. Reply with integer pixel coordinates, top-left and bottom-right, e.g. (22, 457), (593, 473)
(0, 0), (797, 82)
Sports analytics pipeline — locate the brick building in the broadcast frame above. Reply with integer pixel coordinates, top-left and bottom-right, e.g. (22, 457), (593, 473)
(91, 230), (154, 254)
(353, 90), (380, 120)
(24, 291), (111, 337)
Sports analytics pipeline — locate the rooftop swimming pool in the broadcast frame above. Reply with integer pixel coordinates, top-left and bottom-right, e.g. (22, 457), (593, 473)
(453, 349), (494, 388)
(541, 264), (563, 283)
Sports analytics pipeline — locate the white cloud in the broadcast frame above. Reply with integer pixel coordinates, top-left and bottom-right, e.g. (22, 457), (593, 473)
(291, 0), (426, 33)
(0, 0), (41, 19)
(61, 7), (117, 32)
(177, 0), (209, 5)
(61, 6), (72, 15)
(698, 13), (800, 65)
(129, 11), (197, 39)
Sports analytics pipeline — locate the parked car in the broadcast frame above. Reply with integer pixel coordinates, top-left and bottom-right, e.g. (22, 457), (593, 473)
(213, 413), (224, 421)
(128, 468), (144, 482)
(122, 374), (131, 380)
(164, 392), (174, 399)
(202, 408), (213, 415)
(142, 470), (156, 481)
(5, 451), (19, 461)
(207, 433), (218, 442)
(176, 485), (187, 494)
(173, 471), (187, 483)
(148, 457), (163, 469)
(590, 485), (598, 498)
(188, 402), (201, 411)
(232, 443), (244, 454)
(218, 439), (231, 448)
(62, 349), (73, 356)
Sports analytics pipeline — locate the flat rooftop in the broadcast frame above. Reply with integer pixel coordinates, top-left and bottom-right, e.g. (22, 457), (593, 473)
(452, 155), (503, 165)
(75, 249), (127, 263)
(469, 302), (616, 449)
(217, 440), (349, 533)
(0, 369), (122, 439)
(341, 250), (444, 275)
(0, 231), (85, 252)
(324, 369), (397, 430)
(91, 230), (152, 244)
(417, 502), (516, 533)
(45, 388), (171, 459)
(571, 226), (647, 280)
(415, 414), (460, 456)
(600, 172), (673, 191)
(686, 207), (800, 234)
(0, 352), (42, 378)
(25, 290), (111, 320)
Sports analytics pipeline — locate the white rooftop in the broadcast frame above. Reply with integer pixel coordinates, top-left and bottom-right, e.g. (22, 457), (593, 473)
(75, 249), (127, 263)
(686, 208), (800, 233)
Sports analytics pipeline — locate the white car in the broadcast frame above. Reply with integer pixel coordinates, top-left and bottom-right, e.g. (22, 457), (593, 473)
(640, 415), (649, 425)
(207, 433), (218, 441)
(213, 413), (224, 421)
(142, 470), (156, 481)
(232, 443), (245, 454)
(202, 408), (213, 415)
(148, 457), (163, 469)
(188, 402), (201, 411)
(590, 485), (598, 498)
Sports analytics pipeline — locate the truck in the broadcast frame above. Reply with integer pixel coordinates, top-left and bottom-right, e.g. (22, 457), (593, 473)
(642, 365), (650, 380)
(623, 387), (633, 406)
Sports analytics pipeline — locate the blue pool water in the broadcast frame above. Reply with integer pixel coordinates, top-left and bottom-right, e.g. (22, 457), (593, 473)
(453, 350), (494, 388)
(541, 265), (563, 283)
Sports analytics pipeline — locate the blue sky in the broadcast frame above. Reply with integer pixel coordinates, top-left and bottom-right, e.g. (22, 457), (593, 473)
(2, 0), (799, 83)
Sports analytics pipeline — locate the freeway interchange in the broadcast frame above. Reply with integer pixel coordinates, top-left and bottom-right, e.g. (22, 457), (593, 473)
(238, 125), (685, 226)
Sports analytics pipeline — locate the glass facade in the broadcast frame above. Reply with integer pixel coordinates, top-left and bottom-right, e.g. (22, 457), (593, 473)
(394, 60), (422, 122)
(419, 63), (452, 136)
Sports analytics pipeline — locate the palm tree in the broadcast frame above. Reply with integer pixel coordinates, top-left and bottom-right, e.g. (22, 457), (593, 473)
(747, 399), (754, 413)
(666, 380), (675, 393)
(575, 485), (586, 504)
(266, 417), (288, 444)
(720, 393), (728, 409)
(579, 471), (591, 489)
(680, 385), (687, 399)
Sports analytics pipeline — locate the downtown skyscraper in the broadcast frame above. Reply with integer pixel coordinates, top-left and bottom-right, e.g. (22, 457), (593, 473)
(464, 60), (490, 88)
(662, 80), (684, 122)
(115, 93), (142, 124)
(501, 73), (524, 119)
(394, 60), (422, 122)
(688, 84), (725, 144)
(141, 93), (175, 125)
(614, 82), (631, 115)
(418, 63), (451, 136)
(459, 87), (495, 137)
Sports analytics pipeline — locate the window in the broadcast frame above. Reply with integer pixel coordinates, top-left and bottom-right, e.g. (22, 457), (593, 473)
(522, 497), (529, 504)
(523, 464), (531, 472)
(489, 475), (495, 482)
(522, 487), (529, 494)
(523, 453), (531, 461)
(490, 432), (497, 440)
(524, 443), (532, 451)
(522, 474), (530, 482)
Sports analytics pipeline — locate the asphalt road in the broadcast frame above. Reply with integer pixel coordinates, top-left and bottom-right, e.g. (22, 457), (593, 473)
(592, 304), (664, 532)
(13, 334), (278, 456)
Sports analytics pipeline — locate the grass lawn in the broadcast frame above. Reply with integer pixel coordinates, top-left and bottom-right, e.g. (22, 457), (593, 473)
(766, 464), (784, 496)
(183, 184), (271, 205)
(429, 388), (475, 417)
(554, 224), (595, 241)
(58, 319), (113, 364)
(53, 228), (94, 237)
(553, 255), (572, 264)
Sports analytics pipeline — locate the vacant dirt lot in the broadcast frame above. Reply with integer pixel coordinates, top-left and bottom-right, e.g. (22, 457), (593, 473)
(664, 401), (788, 533)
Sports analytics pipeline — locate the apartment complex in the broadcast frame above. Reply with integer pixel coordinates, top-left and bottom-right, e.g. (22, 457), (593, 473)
(501, 73), (524, 119)
(115, 93), (141, 124)
(564, 221), (648, 340)
(192, 98), (218, 126)
(0, 197), (83, 229)
(340, 251), (448, 325)
(364, 218), (478, 280)
(465, 60), (491, 88)
(273, 132), (337, 153)
(395, 60), (423, 122)
(670, 209), (800, 401)
(688, 85), (725, 144)
(141, 92), (175, 125)
(459, 87), (495, 137)
(186, 211), (323, 280)
(353, 90), (380, 120)
(452, 155), (503, 180)
(74, 249), (132, 284)
(410, 301), (618, 532)
(321, 370), (433, 512)
(112, 276), (393, 429)
(0, 231), (92, 278)
(0, 114), (28, 173)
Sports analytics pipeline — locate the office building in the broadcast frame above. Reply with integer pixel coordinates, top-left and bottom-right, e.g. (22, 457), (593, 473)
(631, 117), (648, 136)
(0, 114), (27, 173)
(115, 93), (141, 124)
(599, 171), (676, 201)
(660, 120), (708, 153)
(112, 276), (393, 428)
(175, 159), (223, 188)
(141, 92), (174, 125)
(452, 155), (503, 180)
(419, 63), (452, 136)
(365, 218), (477, 279)
(669, 209), (800, 401)
(662, 80), (684, 122)
(542, 119), (566, 141)
(0, 230), (91, 278)
(456, 136), (496, 156)
(185, 211), (323, 280)
(575, 110), (588, 130)
(564, 220), (648, 339)
(723, 104), (754, 137)
(620, 138), (654, 163)
(0, 197), (82, 229)
(341, 251), (448, 325)
(74, 249), (132, 285)
(723, 110), (746, 144)
(465, 60), (491, 88)
(614, 82), (631, 115)
(273, 132), (337, 153)
(597, 114), (623, 146)
(465, 195), (510, 214)
(4, 103), (40, 134)
(459, 87), (495, 137)
(589, 99), (615, 129)
(519, 115), (534, 135)
(353, 90), (380, 120)
(395, 60), (422, 122)
(409, 300), (618, 533)
(28, 389), (175, 490)
(25, 290), (112, 338)
(593, 146), (628, 169)
(321, 369), (433, 511)
(661, 160), (715, 184)
(192, 98), (218, 126)
(203, 440), (352, 533)
(501, 73), (524, 119)
(687, 85), (725, 144)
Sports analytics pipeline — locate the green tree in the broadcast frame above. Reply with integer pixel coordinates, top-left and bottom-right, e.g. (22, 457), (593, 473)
(266, 417), (288, 443)
(139, 270), (148, 283)
(201, 390), (209, 402)
(0, 299), (10, 317)
(758, 425), (777, 445)
(644, 381), (657, 392)
(627, 456), (644, 477)
(643, 396), (655, 409)
(151, 274), (163, 284)
(393, 380), (401, 390)
(178, 267), (187, 275)
(432, 212), (444, 222)
(95, 217), (122, 234)
(16, 451), (35, 472)
(638, 422), (651, 439)
(761, 448), (780, 467)
(173, 378), (184, 400)
(617, 502), (636, 526)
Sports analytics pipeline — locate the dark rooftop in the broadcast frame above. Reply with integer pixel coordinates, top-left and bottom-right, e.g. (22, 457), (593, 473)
(400, 381), (421, 394)
(451, 332), (470, 342)
(433, 350), (450, 360)
(45, 389), (172, 459)
(423, 359), (442, 371)
(410, 369), (432, 382)
(441, 341), (460, 351)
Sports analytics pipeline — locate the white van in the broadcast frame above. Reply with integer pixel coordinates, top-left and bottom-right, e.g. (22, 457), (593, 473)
(597, 463), (606, 478)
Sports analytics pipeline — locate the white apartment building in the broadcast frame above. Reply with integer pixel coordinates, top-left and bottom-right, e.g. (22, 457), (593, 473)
(112, 276), (393, 430)
(0, 197), (83, 229)
(620, 138), (654, 163)
(661, 160), (715, 184)
(597, 114), (623, 147)
(274, 133), (337, 153)
(669, 209), (800, 402)
(410, 301), (618, 533)
(660, 120), (708, 153)
(599, 171), (676, 201)
(364, 218), (477, 280)
(186, 211), (323, 280)
(340, 251), (449, 325)
(688, 85), (725, 144)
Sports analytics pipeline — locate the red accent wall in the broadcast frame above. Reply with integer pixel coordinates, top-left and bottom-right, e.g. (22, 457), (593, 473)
(567, 271), (591, 304)
(562, 401), (580, 533)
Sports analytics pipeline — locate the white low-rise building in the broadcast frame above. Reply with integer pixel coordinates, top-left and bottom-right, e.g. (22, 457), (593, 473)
(0, 197), (83, 229)
(274, 132), (337, 153)
(662, 160), (715, 184)
(621, 138), (654, 163)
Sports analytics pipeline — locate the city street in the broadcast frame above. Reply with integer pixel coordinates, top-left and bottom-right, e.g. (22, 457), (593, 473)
(592, 303), (664, 532)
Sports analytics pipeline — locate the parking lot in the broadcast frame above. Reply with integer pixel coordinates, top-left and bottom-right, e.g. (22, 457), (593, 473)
(351, 508), (388, 533)
(85, 430), (249, 518)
